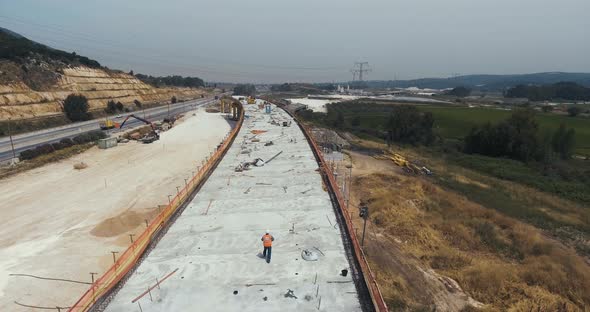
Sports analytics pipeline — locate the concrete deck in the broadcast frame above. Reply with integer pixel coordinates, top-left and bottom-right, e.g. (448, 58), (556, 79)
(104, 101), (362, 311)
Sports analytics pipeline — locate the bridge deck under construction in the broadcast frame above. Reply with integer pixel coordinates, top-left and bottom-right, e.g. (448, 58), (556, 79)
(103, 101), (363, 311)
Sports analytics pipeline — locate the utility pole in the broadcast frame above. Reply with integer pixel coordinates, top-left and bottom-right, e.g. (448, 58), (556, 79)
(7, 118), (16, 159)
(359, 201), (369, 247)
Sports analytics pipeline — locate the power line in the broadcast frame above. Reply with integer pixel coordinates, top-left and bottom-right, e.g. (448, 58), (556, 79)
(0, 15), (345, 72)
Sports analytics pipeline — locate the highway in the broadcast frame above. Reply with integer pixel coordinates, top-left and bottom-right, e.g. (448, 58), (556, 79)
(0, 96), (218, 162)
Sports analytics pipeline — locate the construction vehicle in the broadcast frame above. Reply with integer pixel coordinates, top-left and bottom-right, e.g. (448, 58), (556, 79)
(118, 114), (160, 143)
(99, 119), (117, 130)
(247, 97), (256, 104)
(374, 151), (433, 175)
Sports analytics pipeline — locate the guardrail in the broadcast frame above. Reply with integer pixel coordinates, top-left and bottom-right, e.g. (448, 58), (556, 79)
(68, 103), (244, 312)
(271, 100), (388, 312)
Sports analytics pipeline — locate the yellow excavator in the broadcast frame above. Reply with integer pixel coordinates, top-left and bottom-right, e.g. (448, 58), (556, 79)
(374, 151), (432, 175)
(100, 119), (117, 130)
(247, 97), (256, 104)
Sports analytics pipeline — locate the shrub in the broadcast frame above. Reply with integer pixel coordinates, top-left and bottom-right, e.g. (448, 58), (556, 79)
(63, 94), (90, 121)
(51, 142), (64, 151)
(19, 148), (38, 160)
(73, 133), (91, 144)
(72, 130), (105, 144)
(87, 130), (107, 140)
(105, 100), (117, 114)
(60, 138), (74, 147)
(34, 143), (54, 155)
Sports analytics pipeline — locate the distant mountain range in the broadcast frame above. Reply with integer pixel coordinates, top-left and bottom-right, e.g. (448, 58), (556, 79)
(365, 72), (590, 91)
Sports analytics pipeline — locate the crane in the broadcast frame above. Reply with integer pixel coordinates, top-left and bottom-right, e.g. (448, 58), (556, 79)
(118, 114), (155, 130)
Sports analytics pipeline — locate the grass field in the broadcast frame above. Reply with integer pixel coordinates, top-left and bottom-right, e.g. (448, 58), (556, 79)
(418, 106), (590, 155)
(302, 101), (590, 205)
(327, 102), (590, 156)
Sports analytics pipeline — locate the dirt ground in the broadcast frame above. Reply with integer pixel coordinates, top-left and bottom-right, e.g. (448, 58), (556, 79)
(0, 108), (232, 310)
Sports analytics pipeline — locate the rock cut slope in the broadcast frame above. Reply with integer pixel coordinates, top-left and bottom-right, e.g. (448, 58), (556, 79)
(0, 67), (204, 120)
(0, 27), (205, 120)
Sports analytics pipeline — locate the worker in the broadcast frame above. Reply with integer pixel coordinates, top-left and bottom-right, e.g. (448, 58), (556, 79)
(261, 230), (274, 264)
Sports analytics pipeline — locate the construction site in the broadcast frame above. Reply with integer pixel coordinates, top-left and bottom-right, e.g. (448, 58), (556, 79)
(0, 96), (390, 311)
(97, 99), (374, 311)
(0, 105), (234, 311)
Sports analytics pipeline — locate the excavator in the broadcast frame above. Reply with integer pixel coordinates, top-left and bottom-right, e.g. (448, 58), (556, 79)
(118, 114), (160, 143)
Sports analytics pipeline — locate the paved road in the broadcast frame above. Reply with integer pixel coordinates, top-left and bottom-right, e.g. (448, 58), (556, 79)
(0, 97), (218, 162)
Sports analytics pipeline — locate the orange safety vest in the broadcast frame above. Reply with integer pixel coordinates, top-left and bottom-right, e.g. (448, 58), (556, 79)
(262, 234), (273, 247)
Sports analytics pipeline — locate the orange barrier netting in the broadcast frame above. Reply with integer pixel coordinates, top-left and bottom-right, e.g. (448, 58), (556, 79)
(273, 101), (389, 312)
(68, 105), (244, 312)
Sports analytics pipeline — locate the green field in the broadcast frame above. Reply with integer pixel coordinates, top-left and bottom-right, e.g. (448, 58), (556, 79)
(419, 106), (589, 151)
(331, 103), (590, 156)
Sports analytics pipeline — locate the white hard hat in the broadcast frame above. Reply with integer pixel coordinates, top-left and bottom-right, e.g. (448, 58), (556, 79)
(266, 229), (270, 233)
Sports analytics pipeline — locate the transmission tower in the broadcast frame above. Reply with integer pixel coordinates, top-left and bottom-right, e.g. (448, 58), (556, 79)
(350, 69), (358, 81)
(350, 61), (371, 81)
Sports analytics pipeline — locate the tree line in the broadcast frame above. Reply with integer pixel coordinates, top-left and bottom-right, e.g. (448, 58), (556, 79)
(464, 109), (576, 161)
(134, 73), (204, 88)
(233, 84), (256, 96)
(505, 82), (590, 101)
(298, 103), (436, 146)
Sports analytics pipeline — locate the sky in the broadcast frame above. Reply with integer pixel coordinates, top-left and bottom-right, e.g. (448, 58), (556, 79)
(0, 0), (589, 83)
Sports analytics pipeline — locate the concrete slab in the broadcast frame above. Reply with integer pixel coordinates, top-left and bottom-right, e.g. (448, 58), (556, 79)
(104, 101), (362, 311)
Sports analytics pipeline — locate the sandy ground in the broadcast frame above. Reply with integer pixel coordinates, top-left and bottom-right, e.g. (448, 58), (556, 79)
(0, 108), (232, 310)
(104, 101), (362, 311)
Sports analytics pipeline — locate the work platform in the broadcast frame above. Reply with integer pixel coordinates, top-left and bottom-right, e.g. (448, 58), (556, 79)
(104, 101), (362, 311)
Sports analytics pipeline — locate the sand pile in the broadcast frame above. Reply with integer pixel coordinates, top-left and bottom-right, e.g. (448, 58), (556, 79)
(90, 208), (158, 237)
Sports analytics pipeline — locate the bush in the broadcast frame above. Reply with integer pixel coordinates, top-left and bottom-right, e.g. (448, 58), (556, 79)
(72, 130), (105, 144)
(73, 133), (91, 144)
(105, 100), (117, 114)
(88, 130), (107, 141)
(19, 148), (38, 160)
(63, 94), (90, 121)
(34, 143), (55, 155)
(171, 96), (177, 104)
(51, 142), (64, 151)
(60, 138), (74, 147)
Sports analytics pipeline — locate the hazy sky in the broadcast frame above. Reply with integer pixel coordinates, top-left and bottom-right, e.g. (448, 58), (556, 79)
(1, 0), (589, 83)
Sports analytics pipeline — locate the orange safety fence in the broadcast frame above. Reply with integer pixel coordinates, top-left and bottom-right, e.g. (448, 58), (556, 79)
(273, 101), (389, 312)
(68, 104), (244, 312)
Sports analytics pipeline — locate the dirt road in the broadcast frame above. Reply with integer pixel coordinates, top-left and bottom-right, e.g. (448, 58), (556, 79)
(0, 108), (232, 310)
